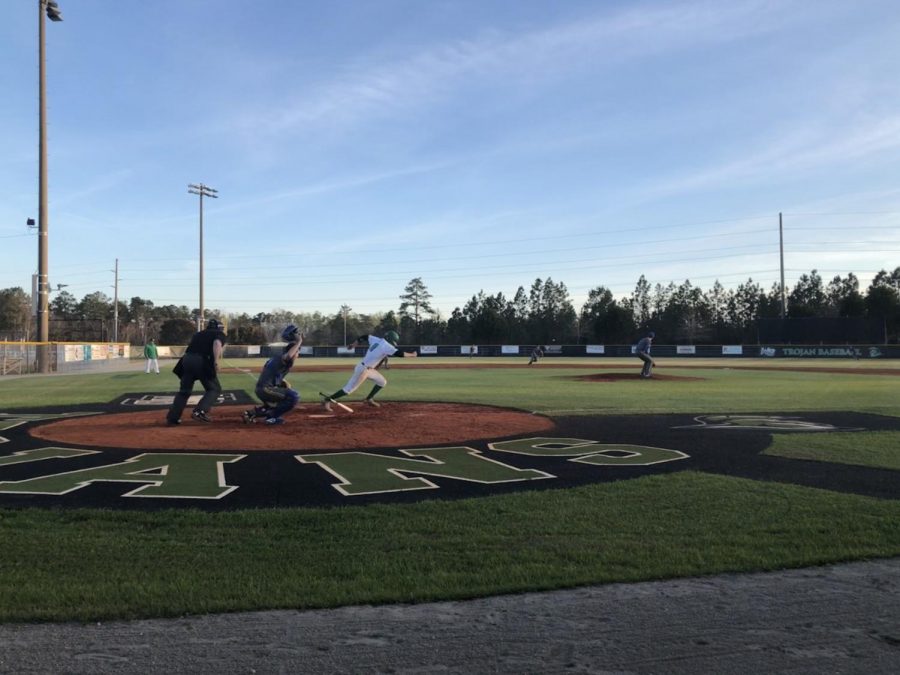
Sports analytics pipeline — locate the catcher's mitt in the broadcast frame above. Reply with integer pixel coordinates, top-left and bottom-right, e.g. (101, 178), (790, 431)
(278, 380), (292, 389)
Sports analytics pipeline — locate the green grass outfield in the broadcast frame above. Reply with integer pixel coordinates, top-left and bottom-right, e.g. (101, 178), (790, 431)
(0, 357), (898, 622)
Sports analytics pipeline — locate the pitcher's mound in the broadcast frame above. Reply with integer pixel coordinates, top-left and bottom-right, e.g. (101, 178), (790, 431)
(29, 403), (555, 452)
(576, 373), (706, 382)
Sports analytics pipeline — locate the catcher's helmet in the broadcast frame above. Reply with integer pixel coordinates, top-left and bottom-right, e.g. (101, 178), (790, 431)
(281, 324), (300, 342)
(648, 331), (656, 338)
(384, 330), (400, 345)
(206, 319), (223, 330)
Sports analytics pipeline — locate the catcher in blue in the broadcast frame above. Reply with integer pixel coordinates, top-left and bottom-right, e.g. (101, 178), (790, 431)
(321, 330), (417, 409)
(242, 324), (303, 425)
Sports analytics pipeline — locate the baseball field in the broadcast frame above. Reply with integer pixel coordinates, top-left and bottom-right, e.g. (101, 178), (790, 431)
(0, 356), (898, 623)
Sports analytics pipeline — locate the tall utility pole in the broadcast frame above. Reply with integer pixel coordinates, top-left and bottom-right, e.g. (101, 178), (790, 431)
(341, 304), (352, 345)
(188, 183), (218, 330)
(111, 258), (119, 342)
(37, 0), (63, 372)
(779, 212), (786, 319)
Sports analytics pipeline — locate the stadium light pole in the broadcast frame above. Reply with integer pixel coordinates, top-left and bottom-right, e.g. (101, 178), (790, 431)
(188, 183), (218, 330)
(341, 304), (352, 345)
(110, 258), (119, 342)
(37, 0), (63, 372)
(778, 212), (786, 319)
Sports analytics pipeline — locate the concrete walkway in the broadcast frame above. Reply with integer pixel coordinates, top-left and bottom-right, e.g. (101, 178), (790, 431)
(2, 558), (898, 674)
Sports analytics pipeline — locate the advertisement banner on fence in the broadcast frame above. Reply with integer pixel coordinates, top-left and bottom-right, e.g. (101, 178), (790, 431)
(677, 345), (696, 355)
(775, 346), (881, 359)
(420, 345), (438, 355)
(501, 345), (519, 355)
(64, 345), (85, 362)
(586, 345), (605, 354)
(299, 346), (313, 355)
(545, 345), (562, 355)
(722, 345), (743, 355)
(461, 346), (478, 355)
(247, 346), (260, 356)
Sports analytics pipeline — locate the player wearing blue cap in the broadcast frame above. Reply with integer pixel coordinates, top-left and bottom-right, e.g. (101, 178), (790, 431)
(242, 324), (303, 425)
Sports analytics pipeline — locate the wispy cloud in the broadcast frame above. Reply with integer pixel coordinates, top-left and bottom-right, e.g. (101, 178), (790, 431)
(633, 113), (900, 200)
(228, 0), (791, 138)
(212, 159), (457, 216)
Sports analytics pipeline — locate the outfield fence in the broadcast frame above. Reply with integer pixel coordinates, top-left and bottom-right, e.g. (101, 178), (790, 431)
(0, 342), (131, 375)
(247, 343), (900, 360)
(2, 341), (897, 377)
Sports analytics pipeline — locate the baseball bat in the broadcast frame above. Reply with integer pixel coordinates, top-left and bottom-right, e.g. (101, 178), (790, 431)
(319, 392), (354, 413)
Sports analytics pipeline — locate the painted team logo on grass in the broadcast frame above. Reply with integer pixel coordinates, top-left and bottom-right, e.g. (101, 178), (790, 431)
(675, 415), (854, 431)
(0, 412), (99, 435)
(297, 438), (687, 497)
(115, 391), (252, 407)
(487, 437), (689, 466)
(0, 406), (895, 508)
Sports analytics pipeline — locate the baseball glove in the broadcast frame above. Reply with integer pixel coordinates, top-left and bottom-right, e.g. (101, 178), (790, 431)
(278, 380), (292, 389)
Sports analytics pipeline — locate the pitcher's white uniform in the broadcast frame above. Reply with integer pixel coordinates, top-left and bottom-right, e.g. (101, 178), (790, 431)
(341, 335), (397, 394)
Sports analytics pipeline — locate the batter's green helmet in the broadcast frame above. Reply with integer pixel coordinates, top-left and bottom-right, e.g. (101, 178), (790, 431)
(384, 330), (400, 345)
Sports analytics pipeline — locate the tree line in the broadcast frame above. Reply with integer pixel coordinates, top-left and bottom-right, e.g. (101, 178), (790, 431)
(0, 269), (897, 345)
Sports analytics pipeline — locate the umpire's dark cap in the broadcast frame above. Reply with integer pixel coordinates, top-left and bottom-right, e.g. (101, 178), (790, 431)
(206, 319), (223, 330)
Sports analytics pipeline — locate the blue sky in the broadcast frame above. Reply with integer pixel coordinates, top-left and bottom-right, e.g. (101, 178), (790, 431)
(2, 0), (898, 318)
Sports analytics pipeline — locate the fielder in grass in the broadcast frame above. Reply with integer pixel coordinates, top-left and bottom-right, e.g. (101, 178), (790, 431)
(321, 330), (417, 409)
(635, 330), (656, 378)
(242, 324), (303, 426)
(527, 344), (544, 366)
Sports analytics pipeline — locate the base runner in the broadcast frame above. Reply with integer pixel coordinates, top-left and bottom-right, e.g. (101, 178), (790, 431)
(322, 331), (416, 409)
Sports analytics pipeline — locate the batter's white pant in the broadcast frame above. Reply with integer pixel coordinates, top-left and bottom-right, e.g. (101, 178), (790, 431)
(342, 362), (386, 394)
(145, 358), (159, 374)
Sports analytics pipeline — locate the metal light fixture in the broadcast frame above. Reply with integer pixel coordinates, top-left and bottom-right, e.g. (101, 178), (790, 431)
(45, 0), (63, 21)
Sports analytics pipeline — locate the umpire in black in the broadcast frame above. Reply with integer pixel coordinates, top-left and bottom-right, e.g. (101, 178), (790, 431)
(166, 318), (227, 425)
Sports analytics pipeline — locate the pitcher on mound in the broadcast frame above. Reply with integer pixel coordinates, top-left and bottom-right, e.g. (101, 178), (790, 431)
(322, 331), (417, 410)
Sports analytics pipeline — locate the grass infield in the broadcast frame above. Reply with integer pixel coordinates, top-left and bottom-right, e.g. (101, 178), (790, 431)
(0, 357), (898, 622)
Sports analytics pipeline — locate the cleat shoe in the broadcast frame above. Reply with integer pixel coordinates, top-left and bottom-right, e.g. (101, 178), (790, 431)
(321, 396), (333, 412)
(166, 419), (181, 426)
(265, 417), (285, 425)
(192, 410), (213, 423)
(241, 410), (256, 425)
(364, 399), (380, 407)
